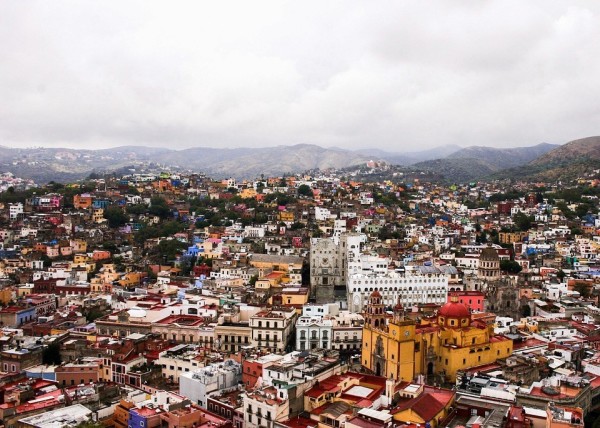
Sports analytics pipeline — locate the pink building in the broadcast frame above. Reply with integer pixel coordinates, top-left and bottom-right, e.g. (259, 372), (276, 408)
(448, 290), (485, 312)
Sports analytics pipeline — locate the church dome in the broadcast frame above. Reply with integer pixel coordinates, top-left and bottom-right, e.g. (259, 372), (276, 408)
(480, 245), (499, 261)
(438, 300), (470, 319)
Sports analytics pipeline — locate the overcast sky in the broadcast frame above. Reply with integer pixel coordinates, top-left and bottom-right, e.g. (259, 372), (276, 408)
(1, 1), (600, 152)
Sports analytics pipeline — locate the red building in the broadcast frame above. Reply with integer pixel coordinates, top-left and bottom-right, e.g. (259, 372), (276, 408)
(447, 290), (485, 312)
(242, 359), (263, 388)
(496, 201), (514, 215)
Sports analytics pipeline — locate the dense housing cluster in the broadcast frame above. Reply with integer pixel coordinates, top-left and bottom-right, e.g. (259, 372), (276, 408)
(0, 166), (598, 427)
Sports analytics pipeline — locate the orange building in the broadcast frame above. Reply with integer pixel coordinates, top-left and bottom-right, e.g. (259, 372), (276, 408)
(92, 250), (111, 261)
(73, 194), (93, 209)
(55, 362), (100, 386)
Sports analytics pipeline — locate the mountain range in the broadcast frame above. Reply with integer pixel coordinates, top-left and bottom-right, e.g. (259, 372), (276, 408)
(0, 137), (598, 183)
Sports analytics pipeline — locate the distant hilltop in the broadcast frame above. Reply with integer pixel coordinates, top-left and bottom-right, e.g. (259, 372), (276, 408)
(0, 136), (598, 184)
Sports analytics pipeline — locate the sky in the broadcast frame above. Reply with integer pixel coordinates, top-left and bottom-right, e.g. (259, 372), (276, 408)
(1, 1), (600, 152)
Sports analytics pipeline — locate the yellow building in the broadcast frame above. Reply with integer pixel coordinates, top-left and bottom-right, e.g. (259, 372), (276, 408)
(92, 208), (104, 223)
(239, 188), (258, 199)
(361, 291), (415, 382)
(270, 287), (309, 309)
(278, 211), (295, 222)
(0, 288), (14, 305)
(499, 231), (528, 244)
(414, 298), (513, 382)
(118, 272), (144, 289)
(362, 292), (513, 383)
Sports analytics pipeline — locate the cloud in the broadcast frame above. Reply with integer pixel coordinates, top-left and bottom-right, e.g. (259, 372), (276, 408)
(1, 0), (600, 151)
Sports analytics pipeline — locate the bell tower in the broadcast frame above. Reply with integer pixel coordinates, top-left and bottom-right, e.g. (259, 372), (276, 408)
(364, 289), (386, 330)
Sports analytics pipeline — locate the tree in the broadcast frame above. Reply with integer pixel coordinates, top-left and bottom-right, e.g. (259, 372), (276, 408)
(573, 282), (591, 299)
(500, 260), (522, 274)
(127, 204), (148, 215)
(297, 184), (312, 197)
(85, 307), (107, 323)
(513, 212), (533, 231)
(556, 202), (575, 220)
(156, 239), (187, 261)
(149, 196), (171, 219)
(42, 342), (62, 365)
(103, 206), (128, 228)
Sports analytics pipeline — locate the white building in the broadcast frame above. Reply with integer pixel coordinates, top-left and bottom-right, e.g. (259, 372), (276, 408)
(156, 345), (204, 383)
(244, 386), (289, 428)
(18, 404), (91, 428)
(347, 265), (451, 313)
(179, 359), (241, 408)
(296, 315), (333, 351)
(250, 308), (298, 352)
(331, 311), (363, 354)
(314, 207), (333, 221)
(9, 203), (23, 220)
(295, 305), (363, 354)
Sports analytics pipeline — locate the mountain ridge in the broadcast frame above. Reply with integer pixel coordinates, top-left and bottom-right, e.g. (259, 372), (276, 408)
(1, 138), (594, 184)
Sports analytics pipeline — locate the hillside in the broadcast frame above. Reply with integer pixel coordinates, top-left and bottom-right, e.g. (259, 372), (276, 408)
(447, 143), (558, 169)
(531, 136), (600, 165)
(0, 138), (595, 184)
(353, 144), (462, 166)
(493, 136), (600, 181)
(0, 144), (372, 182)
(156, 144), (370, 178)
(411, 158), (498, 183)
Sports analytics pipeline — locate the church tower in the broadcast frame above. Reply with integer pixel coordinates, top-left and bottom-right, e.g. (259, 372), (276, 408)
(364, 289), (386, 330)
(362, 289), (416, 381)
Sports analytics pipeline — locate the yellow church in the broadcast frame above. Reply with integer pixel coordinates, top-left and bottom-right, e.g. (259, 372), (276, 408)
(362, 290), (513, 383)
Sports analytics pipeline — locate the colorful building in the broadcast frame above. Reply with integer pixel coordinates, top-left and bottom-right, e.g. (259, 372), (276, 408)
(361, 291), (513, 383)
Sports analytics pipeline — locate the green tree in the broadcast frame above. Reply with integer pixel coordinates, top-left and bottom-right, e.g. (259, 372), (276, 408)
(149, 197), (171, 219)
(103, 206), (128, 228)
(156, 239), (187, 261)
(297, 184), (312, 197)
(513, 212), (533, 231)
(500, 260), (523, 274)
(42, 342), (62, 365)
(127, 204), (148, 215)
(556, 202), (575, 220)
(85, 307), (107, 323)
(290, 222), (305, 230)
(574, 282), (591, 298)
